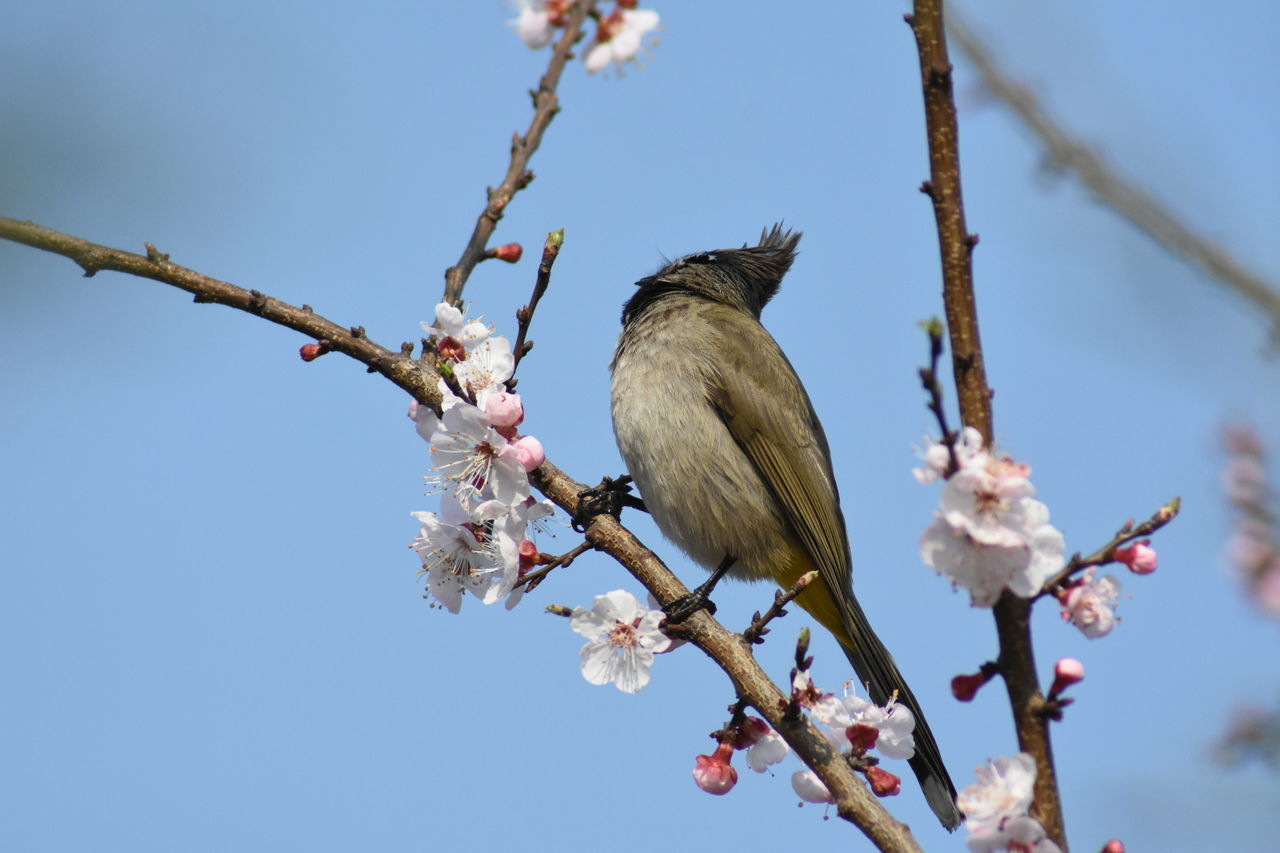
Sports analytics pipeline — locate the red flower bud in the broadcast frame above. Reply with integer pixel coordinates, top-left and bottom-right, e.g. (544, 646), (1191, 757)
(490, 242), (523, 263)
(865, 766), (901, 797)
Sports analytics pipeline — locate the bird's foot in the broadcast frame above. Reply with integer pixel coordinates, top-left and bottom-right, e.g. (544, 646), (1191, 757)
(572, 474), (644, 532)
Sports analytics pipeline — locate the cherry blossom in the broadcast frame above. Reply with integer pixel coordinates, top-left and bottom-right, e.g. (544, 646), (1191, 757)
(428, 403), (530, 506)
(570, 589), (672, 693)
(411, 497), (500, 613)
(957, 753), (1041, 850)
(583, 8), (660, 73)
(918, 433), (1065, 606)
(1059, 569), (1122, 638)
(813, 691), (917, 761)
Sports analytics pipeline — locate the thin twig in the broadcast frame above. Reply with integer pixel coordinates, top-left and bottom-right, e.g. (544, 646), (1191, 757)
(947, 13), (1280, 343)
(918, 317), (960, 476)
(1038, 497), (1181, 598)
(905, 3), (1063, 847)
(742, 570), (818, 645)
(508, 228), (565, 387)
(441, 4), (594, 307)
(520, 537), (594, 593)
(0, 218), (442, 411)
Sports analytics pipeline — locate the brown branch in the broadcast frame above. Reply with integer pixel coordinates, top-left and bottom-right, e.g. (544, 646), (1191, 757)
(531, 461), (924, 853)
(0, 217), (442, 411)
(742, 570), (818, 646)
(508, 228), (564, 387)
(946, 13), (1280, 343)
(905, 0), (992, 444)
(906, 4), (1064, 848)
(3, 215), (922, 850)
(441, 3), (594, 307)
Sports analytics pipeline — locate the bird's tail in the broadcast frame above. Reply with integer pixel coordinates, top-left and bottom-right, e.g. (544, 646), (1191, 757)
(838, 592), (963, 830)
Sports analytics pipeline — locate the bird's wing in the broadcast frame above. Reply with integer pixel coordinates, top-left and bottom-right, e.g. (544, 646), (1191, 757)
(704, 309), (853, 599)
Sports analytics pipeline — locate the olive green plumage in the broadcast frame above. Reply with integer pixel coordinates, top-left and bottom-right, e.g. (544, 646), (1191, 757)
(611, 225), (962, 829)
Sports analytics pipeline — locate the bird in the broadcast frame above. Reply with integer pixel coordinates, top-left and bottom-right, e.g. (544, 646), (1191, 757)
(609, 224), (962, 829)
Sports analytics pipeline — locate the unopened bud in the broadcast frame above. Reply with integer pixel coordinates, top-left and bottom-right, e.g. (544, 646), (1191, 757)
(485, 391), (525, 436)
(865, 766), (901, 797)
(299, 341), (331, 361)
(1049, 657), (1085, 698)
(511, 435), (545, 472)
(1101, 841), (1125, 853)
(692, 742), (737, 795)
(1114, 540), (1158, 575)
(951, 671), (990, 702)
(488, 242), (523, 263)
(518, 540), (538, 576)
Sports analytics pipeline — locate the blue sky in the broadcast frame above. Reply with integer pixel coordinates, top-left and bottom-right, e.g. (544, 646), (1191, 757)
(3, 2), (1279, 851)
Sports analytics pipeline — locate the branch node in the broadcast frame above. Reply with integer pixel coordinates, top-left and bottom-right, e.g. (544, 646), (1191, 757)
(144, 242), (170, 264)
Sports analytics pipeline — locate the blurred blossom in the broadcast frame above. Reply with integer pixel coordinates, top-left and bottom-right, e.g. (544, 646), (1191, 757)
(1221, 423), (1280, 617)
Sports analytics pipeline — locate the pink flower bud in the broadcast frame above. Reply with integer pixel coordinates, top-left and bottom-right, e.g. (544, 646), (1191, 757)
(511, 435), (545, 472)
(846, 723), (880, 755)
(1102, 841), (1125, 853)
(485, 392), (525, 436)
(1049, 657), (1085, 697)
(490, 242), (523, 263)
(692, 742), (737, 795)
(1114, 540), (1157, 574)
(518, 539), (538, 577)
(951, 671), (989, 702)
(865, 766), (901, 797)
(299, 341), (330, 361)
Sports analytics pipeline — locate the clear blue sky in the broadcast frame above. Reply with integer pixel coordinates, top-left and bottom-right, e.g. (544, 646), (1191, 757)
(3, 2), (1279, 851)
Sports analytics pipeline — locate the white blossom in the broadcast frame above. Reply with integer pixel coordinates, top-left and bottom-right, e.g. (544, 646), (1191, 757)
(918, 434), (1065, 606)
(570, 589), (671, 693)
(583, 8), (659, 74)
(813, 690), (917, 761)
(957, 753), (1037, 849)
(428, 402), (530, 507)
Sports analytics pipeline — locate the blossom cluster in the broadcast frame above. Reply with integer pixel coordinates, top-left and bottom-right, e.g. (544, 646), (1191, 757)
(918, 428), (1066, 607)
(956, 754), (1061, 852)
(509, 1), (660, 74)
(785, 668), (917, 803)
(409, 303), (552, 613)
(1223, 423), (1280, 617)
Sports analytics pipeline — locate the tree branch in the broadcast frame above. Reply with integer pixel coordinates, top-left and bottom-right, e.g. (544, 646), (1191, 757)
(441, 2), (595, 307)
(905, 0), (992, 444)
(531, 462), (924, 853)
(0, 217), (442, 411)
(946, 13), (1280, 343)
(0, 213), (923, 851)
(905, 3), (1064, 847)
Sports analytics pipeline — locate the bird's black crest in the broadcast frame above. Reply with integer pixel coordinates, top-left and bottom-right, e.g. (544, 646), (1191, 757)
(621, 224), (801, 325)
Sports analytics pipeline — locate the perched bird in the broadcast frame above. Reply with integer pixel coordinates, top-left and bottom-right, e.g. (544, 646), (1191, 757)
(609, 225), (961, 828)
